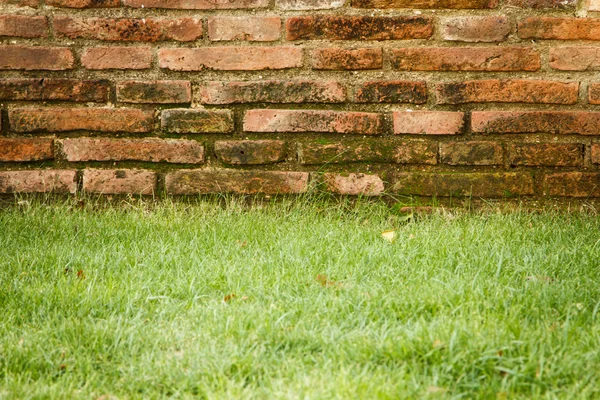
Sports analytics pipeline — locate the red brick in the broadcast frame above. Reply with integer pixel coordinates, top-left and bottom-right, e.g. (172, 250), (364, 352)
(165, 170), (309, 194)
(124, 0), (268, 8)
(199, 80), (345, 104)
(0, 170), (76, 193)
(589, 83), (600, 104)
(244, 109), (382, 134)
(277, 0), (343, 9)
(592, 144), (600, 164)
(394, 111), (464, 135)
(392, 172), (534, 197)
(440, 141), (503, 165)
(391, 47), (540, 71)
(323, 173), (384, 196)
(117, 81), (191, 104)
(286, 16), (432, 40)
(61, 138), (204, 164)
(311, 48), (382, 70)
(436, 80), (579, 105)
(208, 17), (280, 41)
(161, 109), (234, 133)
(46, 0), (120, 7)
(54, 17), (202, 42)
(440, 16), (510, 42)
(10, 108), (154, 133)
(550, 47), (600, 71)
(83, 169), (157, 195)
(0, 79), (109, 102)
(543, 173), (600, 197)
(0, 46), (73, 70)
(0, 0), (39, 6)
(352, 0), (498, 8)
(0, 15), (47, 38)
(298, 139), (436, 165)
(508, 143), (583, 166)
(506, 0), (576, 7)
(214, 140), (286, 164)
(81, 47), (152, 70)
(0, 138), (53, 162)
(519, 17), (600, 40)
(355, 81), (426, 103)
(159, 47), (302, 71)
(472, 111), (600, 135)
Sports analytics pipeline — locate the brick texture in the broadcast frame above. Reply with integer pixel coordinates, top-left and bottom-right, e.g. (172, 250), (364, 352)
(2, 0), (600, 198)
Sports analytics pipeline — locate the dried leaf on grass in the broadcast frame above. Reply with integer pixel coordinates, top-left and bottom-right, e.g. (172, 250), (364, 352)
(76, 270), (85, 280)
(315, 274), (344, 288)
(381, 230), (397, 243)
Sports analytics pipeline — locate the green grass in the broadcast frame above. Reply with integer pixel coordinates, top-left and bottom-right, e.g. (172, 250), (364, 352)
(1, 197), (600, 399)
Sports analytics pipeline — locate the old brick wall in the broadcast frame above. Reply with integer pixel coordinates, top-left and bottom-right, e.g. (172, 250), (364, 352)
(1, 0), (600, 197)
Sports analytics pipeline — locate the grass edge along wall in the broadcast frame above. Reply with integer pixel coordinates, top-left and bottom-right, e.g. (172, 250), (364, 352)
(2, 0), (600, 198)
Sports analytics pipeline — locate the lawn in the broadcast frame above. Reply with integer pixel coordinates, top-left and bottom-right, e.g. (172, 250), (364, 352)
(1, 197), (600, 399)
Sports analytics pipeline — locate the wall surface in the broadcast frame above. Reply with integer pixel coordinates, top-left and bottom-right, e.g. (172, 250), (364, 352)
(1, 0), (600, 197)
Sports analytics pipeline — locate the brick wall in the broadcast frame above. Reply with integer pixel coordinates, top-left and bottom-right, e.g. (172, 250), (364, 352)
(1, 0), (600, 197)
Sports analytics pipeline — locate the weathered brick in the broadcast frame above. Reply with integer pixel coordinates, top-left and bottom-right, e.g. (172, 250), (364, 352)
(159, 47), (302, 71)
(117, 81), (191, 104)
(81, 47), (152, 70)
(352, 0), (498, 8)
(0, 138), (53, 162)
(0, 15), (47, 38)
(286, 16), (432, 40)
(199, 80), (345, 104)
(244, 110), (382, 134)
(440, 16), (510, 42)
(54, 17), (202, 42)
(46, 0), (120, 7)
(165, 170), (309, 194)
(436, 80), (579, 105)
(0, 46), (73, 70)
(61, 138), (204, 164)
(0, 0), (39, 6)
(519, 17), (600, 40)
(472, 111), (600, 135)
(391, 47), (540, 71)
(394, 111), (464, 135)
(392, 172), (534, 197)
(83, 169), (157, 194)
(277, 0), (343, 9)
(440, 141), (503, 165)
(0, 79), (109, 102)
(215, 140), (286, 164)
(589, 83), (600, 104)
(323, 173), (384, 196)
(10, 108), (154, 133)
(0, 170), (76, 193)
(208, 17), (280, 41)
(591, 144), (600, 164)
(550, 47), (600, 71)
(543, 173), (600, 197)
(394, 141), (438, 164)
(312, 48), (382, 70)
(298, 139), (436, 165)
(506, 0), (576, 7)
(355, 81), (426, 103)
(508, 143), (583, 166)
(124, 0), (268, 8)
(161, 109), (234, 133)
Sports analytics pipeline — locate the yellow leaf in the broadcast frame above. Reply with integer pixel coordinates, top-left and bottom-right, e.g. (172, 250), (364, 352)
(381, 230), (397, 243)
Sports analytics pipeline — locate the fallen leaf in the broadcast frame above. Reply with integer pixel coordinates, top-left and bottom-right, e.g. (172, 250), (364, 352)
(315, 274), (343, 288)
(236, 240), (248, 248)
(77, 270), (85, 280)
(381, 230), (397, 243)
(433, 340), (444, 348)
(497, 350), (504, 357)
(241, 296), (249, 301)
(223, 293), (236, 302)
(59, 364), (66, 371)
